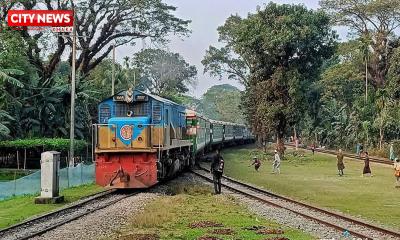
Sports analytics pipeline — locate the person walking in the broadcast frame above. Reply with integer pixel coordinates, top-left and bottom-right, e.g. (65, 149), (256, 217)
(362, 152), (372, 177)
(390, 143), (395, 162)
(394, 158), (400, 188)
(272, 150), (281, 174)
(356, 143), (360, 157)
(337, 149), (345, 176)
(210, 149), (224, 194)
(251, 156), (261, 171)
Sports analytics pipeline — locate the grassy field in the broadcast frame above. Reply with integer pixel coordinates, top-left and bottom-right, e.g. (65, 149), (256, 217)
(222, 145), (400, 231)
(0, 184), (104, 229)
(115, 183), (314, 240)
(0, 169), (34, 181)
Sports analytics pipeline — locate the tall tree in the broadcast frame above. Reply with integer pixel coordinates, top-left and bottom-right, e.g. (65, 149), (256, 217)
(320, 0), (400, 88)
(202, 15), (250, 86)
(133, 49), (197, 98)
(199, 84), (245, 124)
(1, 0), (190, 81)
(218, 3), (337, 152)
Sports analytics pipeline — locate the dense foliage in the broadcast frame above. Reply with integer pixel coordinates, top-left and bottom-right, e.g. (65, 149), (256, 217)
(0, 138), (87, 152)
(0, 1), (193, 142)
(2, 0), (400, 155)
(204, 3), (337, 152)
(204, 1), (400, 153)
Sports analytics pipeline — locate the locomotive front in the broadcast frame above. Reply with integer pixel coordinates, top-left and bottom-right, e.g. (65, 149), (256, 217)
(94, 89), (160, 188)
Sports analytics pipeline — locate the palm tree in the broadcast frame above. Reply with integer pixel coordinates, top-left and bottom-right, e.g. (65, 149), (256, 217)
(0, 110), (14, 139)
(0, 68), (24, 139)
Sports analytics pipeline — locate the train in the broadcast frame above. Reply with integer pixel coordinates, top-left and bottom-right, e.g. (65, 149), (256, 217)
(93, 88), (254, 189)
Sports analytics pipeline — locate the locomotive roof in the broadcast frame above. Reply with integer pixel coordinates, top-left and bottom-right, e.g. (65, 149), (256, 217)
(100, 89), (185, 108)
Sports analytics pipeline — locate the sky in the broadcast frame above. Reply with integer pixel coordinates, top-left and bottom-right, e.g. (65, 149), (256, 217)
(117, 0), (348, 98)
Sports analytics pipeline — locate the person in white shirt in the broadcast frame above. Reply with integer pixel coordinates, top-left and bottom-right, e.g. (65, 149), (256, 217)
(272, 150), (281, 174)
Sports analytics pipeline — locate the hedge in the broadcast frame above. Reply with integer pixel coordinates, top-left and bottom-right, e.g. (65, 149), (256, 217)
(0, 138), (87, 152)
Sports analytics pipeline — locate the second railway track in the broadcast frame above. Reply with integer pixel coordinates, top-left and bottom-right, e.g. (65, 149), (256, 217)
(193, 166), (400, 240)
(286, 143), (393, 165)
(0, 189), (138, 240)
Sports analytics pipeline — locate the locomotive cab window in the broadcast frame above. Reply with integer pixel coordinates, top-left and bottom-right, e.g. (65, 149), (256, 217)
(115, 102), (149, 117)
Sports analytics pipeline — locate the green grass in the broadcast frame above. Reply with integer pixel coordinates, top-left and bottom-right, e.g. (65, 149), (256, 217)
(0, 184), (104, 229)
(222, 145), (400, 231)
(0, 169), (33, 181)
(115, 183), (314, 240)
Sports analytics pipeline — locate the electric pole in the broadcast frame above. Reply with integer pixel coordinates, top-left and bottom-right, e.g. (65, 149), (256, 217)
(69, 11), (77, 167)
(112, 44), (115, 95)
(365, 57), (368, 103)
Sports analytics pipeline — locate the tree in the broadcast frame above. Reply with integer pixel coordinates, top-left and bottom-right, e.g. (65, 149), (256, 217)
(1, 0), (190, 81)
(320, 0), (400, 88)
(225, 3), (336, 152)
(202, 15), (250, 85)
(133, 49), (197, 98)
(199, 84), (245, 123)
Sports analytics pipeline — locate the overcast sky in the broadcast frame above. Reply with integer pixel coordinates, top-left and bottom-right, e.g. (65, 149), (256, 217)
(117, 0), (348, 98)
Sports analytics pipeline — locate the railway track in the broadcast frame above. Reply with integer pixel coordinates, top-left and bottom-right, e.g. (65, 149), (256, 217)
(0, 189), (138, 240)
(286, 143), (393, 165)
(193, 166), (400, 240)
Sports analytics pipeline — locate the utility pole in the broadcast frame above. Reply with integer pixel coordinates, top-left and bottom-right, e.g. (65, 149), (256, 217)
(365, 56), (368, 103)
(69, 10), (77, 167)
(112, 44), (115, 95)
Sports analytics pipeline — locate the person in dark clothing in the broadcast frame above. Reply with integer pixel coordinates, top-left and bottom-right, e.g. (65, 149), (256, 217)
(363, 151), (372, 177)
(251, 156), (261, 171)
(210, 149), (224, 194)
(337, 149), (345, 176)
(311, 144), (316, 155)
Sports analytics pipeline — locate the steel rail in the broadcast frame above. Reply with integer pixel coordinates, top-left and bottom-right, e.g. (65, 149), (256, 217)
(193, 167), (400, 239)
(0, 189), (138, 240)
(286, 143), (393, 165)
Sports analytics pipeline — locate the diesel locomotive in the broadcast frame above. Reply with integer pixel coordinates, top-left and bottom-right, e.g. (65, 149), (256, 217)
(93, 88), (254, 189)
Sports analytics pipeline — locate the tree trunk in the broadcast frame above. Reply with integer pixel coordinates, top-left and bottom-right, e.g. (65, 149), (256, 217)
(379, 126), (383, 150)
(293, 126), (298, 150)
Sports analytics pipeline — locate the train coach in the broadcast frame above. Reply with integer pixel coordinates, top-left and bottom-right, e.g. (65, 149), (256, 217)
(93, 88), (254, 189)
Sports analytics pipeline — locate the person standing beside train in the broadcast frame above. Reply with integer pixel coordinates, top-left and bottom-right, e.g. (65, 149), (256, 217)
(210, 149), (224, 194)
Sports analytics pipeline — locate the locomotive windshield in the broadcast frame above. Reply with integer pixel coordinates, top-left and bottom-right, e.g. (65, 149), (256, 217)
(114, 102), (149, 117)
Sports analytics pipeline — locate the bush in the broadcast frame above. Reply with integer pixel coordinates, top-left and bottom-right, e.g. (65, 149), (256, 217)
(0, 138), (87, 152)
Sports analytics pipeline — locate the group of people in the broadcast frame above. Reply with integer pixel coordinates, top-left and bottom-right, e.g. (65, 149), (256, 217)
(336, 149), (371, 177)
(250, 150), (281, 174)
(338, 148), (400, 188)
(210, 143), (400, 194)
(209, 148), (281, 194)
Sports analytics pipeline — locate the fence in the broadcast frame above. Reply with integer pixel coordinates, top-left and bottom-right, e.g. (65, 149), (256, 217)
(0, 163), (95, 201)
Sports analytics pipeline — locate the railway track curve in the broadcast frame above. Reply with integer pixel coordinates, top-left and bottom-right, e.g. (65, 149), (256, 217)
(286, 143), (393, 165)
(193, 166), (400, 240)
